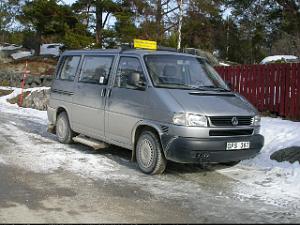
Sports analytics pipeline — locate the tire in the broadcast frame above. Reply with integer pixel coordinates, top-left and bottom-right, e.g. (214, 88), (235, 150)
(56, 111), (74, 144)
(220, 160), (241, 167)
(136, 130), (167, 175)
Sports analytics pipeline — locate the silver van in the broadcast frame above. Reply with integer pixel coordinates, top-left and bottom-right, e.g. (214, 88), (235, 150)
(47, 49), (264, 174)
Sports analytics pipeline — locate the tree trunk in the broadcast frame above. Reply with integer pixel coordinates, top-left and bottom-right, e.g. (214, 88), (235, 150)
(155, 0), (163, 42)
(95, 4), (103, 48)
(34, 32), (41, 56)
(86, 4), (91, 29)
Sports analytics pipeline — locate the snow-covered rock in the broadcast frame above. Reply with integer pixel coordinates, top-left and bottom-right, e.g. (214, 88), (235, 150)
(0, 43), (22, 51)
(219, 62), (230, 66)
(260, 55), (299, 64)
(22, 89), (50, 111)
(11, 50), (34, 60)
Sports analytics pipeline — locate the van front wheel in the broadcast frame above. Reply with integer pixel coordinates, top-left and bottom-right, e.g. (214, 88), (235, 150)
(136, 131), (167, 175)
(56, 112), (74, 144)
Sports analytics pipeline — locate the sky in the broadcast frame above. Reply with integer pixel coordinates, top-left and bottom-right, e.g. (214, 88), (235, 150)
(62, 0), (76, 4)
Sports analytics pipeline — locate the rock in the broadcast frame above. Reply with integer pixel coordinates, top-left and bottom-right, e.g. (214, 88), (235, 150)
(31, 82), (37, 88)
(0, 72), (54, 88)
(22, 89), (50, 111)
(42, 76), (54, 87)
(33, 76), (42, 85)
(25, 76), (34, 85)
(270, 146), (300, 164)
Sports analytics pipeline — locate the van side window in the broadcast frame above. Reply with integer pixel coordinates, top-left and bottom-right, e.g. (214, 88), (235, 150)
(79, 56), (114, 84)
(115, 57), (146, 88)
(59, 56), (80, 81)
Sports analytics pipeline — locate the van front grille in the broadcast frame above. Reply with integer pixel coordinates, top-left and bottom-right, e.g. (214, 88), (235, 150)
(210, 116), (254, 126)
(209, 129), (253, 136)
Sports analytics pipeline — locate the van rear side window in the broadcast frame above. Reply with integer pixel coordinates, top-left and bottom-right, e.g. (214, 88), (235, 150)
(59, 56), (80, 81)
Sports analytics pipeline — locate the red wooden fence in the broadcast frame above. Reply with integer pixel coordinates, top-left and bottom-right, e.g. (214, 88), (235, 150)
(215, 63), (300, 120)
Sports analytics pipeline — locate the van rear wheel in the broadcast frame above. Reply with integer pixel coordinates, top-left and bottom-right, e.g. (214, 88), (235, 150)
(136, 130), (167, 175)
(56, 112), (74, 144)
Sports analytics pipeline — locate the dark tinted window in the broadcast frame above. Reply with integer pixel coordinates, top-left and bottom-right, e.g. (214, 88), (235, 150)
(79, 56), (114, 84)
(59, 56), (80, 81)
(115, 57), (145, 88)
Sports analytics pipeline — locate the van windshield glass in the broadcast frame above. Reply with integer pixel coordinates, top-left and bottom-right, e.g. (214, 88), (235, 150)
(144, 55), (229, 91)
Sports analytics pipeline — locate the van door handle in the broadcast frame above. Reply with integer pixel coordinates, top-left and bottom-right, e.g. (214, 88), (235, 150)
(100, 88), (106, 97)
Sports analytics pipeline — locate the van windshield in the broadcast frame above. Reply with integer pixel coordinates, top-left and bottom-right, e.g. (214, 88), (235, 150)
(144, 55), (229, 91)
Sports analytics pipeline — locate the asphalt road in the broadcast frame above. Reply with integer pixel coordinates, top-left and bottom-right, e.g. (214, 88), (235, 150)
(0, 110), (299, 223)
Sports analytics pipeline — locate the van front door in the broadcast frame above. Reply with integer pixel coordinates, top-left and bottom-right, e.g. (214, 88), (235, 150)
(105, 56), (147, 148)
(72, 55), (114, 140)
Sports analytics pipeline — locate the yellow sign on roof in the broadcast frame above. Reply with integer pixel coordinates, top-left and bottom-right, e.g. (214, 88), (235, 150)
(134, 39), (157, 50)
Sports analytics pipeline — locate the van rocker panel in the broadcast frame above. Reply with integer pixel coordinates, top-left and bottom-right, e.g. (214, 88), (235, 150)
(161, 134), (264, 163)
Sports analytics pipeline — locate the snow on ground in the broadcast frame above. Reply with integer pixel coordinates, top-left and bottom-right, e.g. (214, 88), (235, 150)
(219, 117), (300, 205)
(0, 87), (300, 207)
(242, 117), (300, 169)
(0, 86), (49, 120)
(0, 87), (119, 174)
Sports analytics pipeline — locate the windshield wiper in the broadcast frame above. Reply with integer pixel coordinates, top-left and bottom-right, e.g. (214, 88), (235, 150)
(191, 85), (231, 92)
(157, 83), (191, 89)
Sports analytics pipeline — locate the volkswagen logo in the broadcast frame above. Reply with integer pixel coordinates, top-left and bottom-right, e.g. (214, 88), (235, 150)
(231, 117), (239, 126)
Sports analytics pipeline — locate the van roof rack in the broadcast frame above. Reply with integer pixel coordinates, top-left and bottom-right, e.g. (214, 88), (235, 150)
(118, 43), (134, 52)
(157, 46), (178, 52)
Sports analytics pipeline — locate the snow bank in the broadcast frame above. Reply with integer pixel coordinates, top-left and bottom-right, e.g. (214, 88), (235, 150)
(11, 51), (33, 60)
(219, 62), (230, 66)
(220, 117), (300, 203)
(243, 117), (300, 169)
(0, 86), (50, 120)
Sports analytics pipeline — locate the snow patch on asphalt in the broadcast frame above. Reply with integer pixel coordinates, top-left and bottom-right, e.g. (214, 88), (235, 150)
(0, 120), (120, 174)
(0, 156), (6, 165)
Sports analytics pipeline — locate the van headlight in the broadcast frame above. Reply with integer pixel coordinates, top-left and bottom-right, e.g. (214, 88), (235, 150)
(173, 113), (208, 127)
(254, 115), (261, 126)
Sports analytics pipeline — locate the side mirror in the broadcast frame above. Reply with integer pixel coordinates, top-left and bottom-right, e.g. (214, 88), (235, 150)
(225, 81), (232, 90)
(127, 72), (146, 90)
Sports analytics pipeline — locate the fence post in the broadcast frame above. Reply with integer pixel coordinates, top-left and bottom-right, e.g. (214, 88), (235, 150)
(290, 64), (296, 119)
(18, 61), (30, 106)
(296, 64), (300, 119)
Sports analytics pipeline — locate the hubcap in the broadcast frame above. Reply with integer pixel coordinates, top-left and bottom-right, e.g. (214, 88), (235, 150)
(57, 118), (66, 139)
(140, 139), (154, 168)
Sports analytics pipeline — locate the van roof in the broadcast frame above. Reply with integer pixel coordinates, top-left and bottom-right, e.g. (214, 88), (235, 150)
(62, 48), (204, 58)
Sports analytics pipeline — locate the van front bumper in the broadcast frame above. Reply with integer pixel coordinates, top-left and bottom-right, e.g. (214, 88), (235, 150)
(161, 134), (264, 164)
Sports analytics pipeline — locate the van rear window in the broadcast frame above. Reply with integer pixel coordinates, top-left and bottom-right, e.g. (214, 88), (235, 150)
(59, 56), (80, 81)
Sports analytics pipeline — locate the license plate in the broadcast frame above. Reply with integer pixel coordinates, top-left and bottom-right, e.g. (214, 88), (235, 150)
(226, 141), (250, 150)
